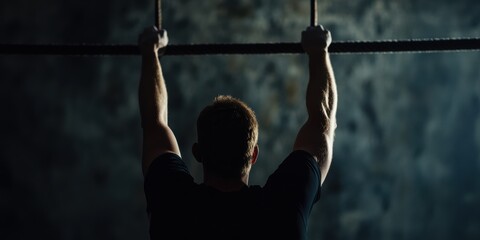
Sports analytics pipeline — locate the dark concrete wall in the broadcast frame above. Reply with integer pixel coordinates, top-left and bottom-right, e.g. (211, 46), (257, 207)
(1, 0), (479, 239)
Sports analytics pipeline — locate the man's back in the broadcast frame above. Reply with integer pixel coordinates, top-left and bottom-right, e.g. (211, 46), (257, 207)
(138, 25), (336, 240)
(145, 151), (321, 240)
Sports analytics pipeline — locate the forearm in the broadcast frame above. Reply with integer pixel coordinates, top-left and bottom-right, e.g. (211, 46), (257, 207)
(306, 52), (337, 137)
(295, 25), (336, 185)
(139, 51), (168, 127)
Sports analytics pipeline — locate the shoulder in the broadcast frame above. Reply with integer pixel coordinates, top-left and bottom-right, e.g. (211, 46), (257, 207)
(286, 150), (318, 162)
(263, 150), (321, 201)
(278, 150), (321, 176)
(141, 123), (181, 175)
(268, 150), (321, 177)
(144, 152), (193, 190)
(145, 152), (189, 175)
(144, 153), (195, 211)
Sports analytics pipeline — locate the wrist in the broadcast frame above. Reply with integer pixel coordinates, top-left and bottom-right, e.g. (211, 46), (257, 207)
(308, 50), (328, 60)
(141, 49), (159, 59)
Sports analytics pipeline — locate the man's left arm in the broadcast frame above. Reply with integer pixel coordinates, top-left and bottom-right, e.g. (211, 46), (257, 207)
(138, 26), (181, 176)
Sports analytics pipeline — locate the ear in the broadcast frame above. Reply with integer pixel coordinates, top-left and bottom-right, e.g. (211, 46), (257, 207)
(250, 145), (259, 165)
(192, 143), (202, 163)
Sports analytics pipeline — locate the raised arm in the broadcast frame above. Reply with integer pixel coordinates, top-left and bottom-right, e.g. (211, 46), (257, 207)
(294, 26), (337, 185)
(138, 27), (180, 176)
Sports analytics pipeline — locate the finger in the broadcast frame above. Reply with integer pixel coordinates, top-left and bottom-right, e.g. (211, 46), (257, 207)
(163, 30), (168, 39)
(162, 31), (169, 45)
(159, 29), (168, 38)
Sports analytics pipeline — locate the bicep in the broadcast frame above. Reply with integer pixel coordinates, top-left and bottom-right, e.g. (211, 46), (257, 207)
(293, 119), (333, 185)
(142, 123), (181, 175)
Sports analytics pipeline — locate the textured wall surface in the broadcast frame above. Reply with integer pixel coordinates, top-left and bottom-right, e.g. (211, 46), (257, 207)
(1, 0), (479, 239)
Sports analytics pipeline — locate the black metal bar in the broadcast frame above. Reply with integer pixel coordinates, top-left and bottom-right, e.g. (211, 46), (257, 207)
(155, 0), (162, 29)
(0, 38), (479, 56)
(311, 0), (318, 27)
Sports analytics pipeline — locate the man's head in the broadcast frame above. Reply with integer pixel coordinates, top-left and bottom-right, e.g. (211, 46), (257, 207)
(193, 95), (258, 180)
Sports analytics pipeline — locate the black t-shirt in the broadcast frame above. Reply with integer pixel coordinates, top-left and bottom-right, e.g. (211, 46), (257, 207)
(144, 150), (321, 240)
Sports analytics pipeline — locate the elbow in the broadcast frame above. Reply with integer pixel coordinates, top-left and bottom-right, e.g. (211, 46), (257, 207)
(319, 134), (334, 186)
(306, 110), (334, 135)
(141, 112), (168, 130)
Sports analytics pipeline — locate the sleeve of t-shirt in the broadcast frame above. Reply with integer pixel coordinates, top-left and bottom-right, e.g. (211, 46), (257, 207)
(265, 150), (321, 202)
(144, 152), (194, 214)
(263, 150), (321, 234)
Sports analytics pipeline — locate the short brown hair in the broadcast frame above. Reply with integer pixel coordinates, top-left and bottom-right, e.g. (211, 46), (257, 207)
(196, 95), (258, 179)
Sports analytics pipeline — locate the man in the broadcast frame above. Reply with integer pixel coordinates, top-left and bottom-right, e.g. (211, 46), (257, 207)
(139, 25), (337, 240)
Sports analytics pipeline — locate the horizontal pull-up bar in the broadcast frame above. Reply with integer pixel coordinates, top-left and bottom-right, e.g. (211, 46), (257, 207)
(1, 0), (478, 56)
(0, 38), (479, 56)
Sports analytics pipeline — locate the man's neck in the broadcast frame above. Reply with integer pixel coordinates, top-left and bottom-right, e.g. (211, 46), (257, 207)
(203, 174), (249, 192)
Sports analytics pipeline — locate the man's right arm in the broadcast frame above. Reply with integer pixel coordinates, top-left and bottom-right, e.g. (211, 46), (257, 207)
(294, 26), (337, 186)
